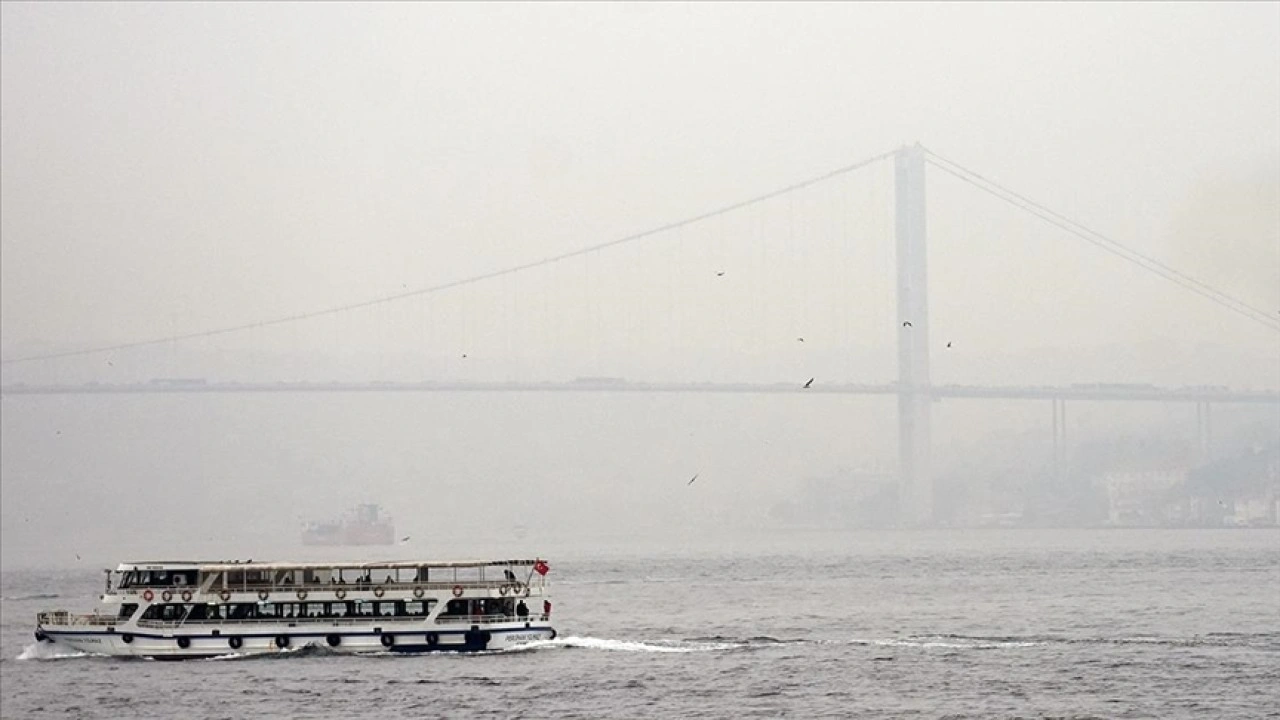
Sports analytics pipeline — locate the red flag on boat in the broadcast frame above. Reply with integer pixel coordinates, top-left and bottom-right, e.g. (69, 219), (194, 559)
(533, 560), (549, 576)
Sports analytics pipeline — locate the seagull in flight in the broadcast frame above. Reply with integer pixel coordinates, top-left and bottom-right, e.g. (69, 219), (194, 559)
(687, 473), (699, 486)
(716, 271), (725, 277)
(902, 321), (913, 327)
(400, 536), (411, 543)
(797, 337), (805, 342)
(803, 378), (814, 389)
(946, 342), (952, 348)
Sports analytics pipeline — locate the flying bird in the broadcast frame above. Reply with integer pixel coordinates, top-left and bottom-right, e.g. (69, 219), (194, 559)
(803, 378), (814, 389)
(400, 536), (411, 543)
(716, 271), (725, 277)
(687, 473), (699, 486)
(461, 353), (468, 358)
(797, 337), (805, 342)
(902, 321), (913, 327)
(946, 342), (952, 348)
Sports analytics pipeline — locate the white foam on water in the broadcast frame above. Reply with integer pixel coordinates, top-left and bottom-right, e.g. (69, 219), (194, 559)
(849, 637), (1042, 649)
(509, 635), (742, 653)
(16, 642), (94, 661)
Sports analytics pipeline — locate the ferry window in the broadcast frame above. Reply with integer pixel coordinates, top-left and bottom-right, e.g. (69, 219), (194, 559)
(327, 602), (348, 618)
(119, 603), (138, 619)
(257, 603), (279, 618)
(143, 604), (184, 621)
(403, 600), (436, 616)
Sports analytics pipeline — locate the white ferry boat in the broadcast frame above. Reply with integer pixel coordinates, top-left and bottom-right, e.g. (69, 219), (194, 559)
(34, 558), (555, 659)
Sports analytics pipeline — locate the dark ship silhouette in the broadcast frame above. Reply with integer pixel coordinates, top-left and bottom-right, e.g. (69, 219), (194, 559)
(301, 504), (396, 546)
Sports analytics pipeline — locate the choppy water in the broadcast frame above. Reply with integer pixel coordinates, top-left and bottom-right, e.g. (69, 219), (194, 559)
(2, 529), (1278, 719)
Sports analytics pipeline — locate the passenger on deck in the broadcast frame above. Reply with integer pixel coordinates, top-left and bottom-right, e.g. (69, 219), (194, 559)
(504, 569), (517, 583)
(516, 600), (529, 618)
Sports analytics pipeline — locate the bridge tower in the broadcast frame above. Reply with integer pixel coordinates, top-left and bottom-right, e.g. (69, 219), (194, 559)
(895, 144), (933, 525)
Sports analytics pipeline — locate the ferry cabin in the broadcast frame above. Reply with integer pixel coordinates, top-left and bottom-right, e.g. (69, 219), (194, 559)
(35, 559), (555, 658)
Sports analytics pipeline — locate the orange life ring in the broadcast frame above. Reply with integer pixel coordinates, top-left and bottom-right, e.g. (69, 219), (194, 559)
(412, 587), (424, 599)
(219, 590), (231, 602)
(181, 590), (193, 602)
(142, 589), (154, 602)
(258, 590), (270, 601)
(452, 585), (464, 598)
(373, 586), (385, 598)
(161, 590), (173, 602)
(499, 585), (510, 596)
(296, 589), (308, 601)
(335, 588), (347, 600)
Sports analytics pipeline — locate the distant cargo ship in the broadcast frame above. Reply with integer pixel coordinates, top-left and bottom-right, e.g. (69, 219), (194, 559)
(301, 504), (396, 546)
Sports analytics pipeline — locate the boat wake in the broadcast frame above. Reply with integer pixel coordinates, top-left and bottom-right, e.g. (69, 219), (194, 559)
(849, 635), (1043, 650)
(501, 635), (753, 654)
(16, 642), (97, 661)
(205, 643), (338, 661)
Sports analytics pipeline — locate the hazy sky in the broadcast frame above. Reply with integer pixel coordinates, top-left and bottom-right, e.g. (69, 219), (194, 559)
(2, 3), (1280, 568)
(1, 2), (1278, 386)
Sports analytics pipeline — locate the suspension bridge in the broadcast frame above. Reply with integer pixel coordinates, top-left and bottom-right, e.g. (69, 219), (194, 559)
(3, 143), (1278, 523)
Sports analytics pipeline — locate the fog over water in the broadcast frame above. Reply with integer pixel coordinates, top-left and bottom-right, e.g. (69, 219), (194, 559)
(2, 3), (1278, 586)
(2, 6), (1280, 719)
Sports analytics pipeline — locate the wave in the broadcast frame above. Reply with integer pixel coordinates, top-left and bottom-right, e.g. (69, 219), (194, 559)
(684, 634), (807, 646)
(205, 643), (337, 661)
(15, 642), (97, 661)
(847, 633), (1280, 651)
(2, 593), (60, 601)
(849, 636), (1042, 650)
(501, 635), (747, 654)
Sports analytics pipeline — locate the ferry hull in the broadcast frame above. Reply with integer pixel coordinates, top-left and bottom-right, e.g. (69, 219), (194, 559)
(40, 624), (556, 659)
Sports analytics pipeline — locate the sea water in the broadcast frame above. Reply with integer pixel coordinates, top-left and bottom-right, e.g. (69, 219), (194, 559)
(3, 529), (1278, 719)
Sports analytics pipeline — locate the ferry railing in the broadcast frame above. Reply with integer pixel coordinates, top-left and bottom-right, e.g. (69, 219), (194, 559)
(136, 615), (428, 629)
(133, 613), (548, 629)
(37, 611), (126, 627)
(116, 579), (547, 598)
(434, 613), (551, 625)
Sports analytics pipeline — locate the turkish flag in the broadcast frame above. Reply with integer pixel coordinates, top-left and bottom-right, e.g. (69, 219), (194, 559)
(533, 560), (549, 576)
